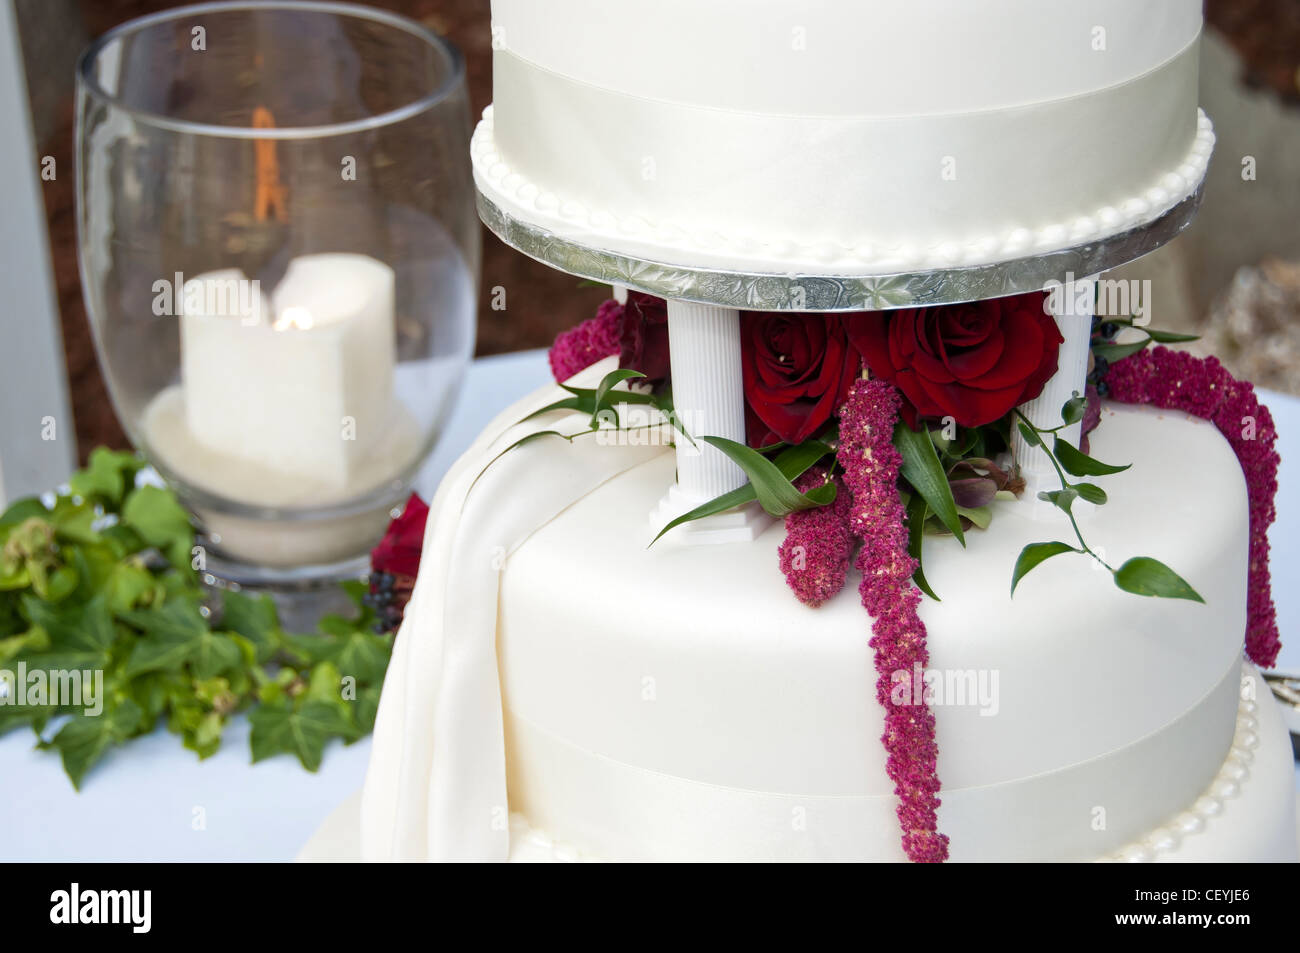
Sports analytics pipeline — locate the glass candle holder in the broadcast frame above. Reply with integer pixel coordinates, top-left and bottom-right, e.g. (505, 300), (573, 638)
(76, 1), (478, 586)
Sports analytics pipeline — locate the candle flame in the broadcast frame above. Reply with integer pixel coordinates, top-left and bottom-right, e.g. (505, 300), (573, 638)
(274, 306), (314, 331)
(253, 106), (287, 223)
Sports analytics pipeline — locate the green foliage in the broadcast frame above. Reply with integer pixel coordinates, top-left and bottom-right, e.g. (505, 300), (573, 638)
(1011, 403), (1204, 604)
(0, 450), (393, 788)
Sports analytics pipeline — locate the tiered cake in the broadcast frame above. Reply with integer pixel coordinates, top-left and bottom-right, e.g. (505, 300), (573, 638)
(359, 0), (1297, 862)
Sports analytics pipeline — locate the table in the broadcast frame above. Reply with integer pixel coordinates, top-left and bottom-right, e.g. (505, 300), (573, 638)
(2, 349), (1297, 861)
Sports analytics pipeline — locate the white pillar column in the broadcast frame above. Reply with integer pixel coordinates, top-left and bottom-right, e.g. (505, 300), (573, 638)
(651, 299), (769, 543)
(1012, 277), (1095, 501)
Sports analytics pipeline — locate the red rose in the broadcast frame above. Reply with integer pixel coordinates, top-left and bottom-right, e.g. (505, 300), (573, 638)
(370, 492), (429, 580)
(742, 313), (861, 447)
(619, 292), (671, 384)
(845, 292), (1063, 429)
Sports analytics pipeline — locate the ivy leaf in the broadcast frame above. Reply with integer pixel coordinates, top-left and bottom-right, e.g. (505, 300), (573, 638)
(1113, 557), (1205, 603)
(1010, 541), (1078, 596)
(20, 593), (115, 672)
(106, 562), (160, 614)
(353, 683), (382, 736)
(67, 448), (142, 507)
(0, 497), (48, 529)
(121, 485), (194, 570)
(1072, 482), (1108, 505)
(905, 494), (940, 601)
(1053, 437), (1131, 477)
(43, 700), (142, 790)
(51, 500), (100, 545)
(219, 590), (280, 662)
(699, 437), (836, 518)
(895, 423), (965, 545)
(283, 625), (390, 683)
(249, 699), (354, 772)
(191, 630), (242, 680)
(120, 599), (208, 677)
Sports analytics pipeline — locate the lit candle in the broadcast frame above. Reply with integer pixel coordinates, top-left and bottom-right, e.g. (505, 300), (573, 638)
(179, 254), (397, 490)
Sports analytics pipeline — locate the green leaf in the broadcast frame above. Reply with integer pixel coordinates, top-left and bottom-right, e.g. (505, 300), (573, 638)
(1143, 329), (1200, 344)
(647, 388), (696, 448)
(590, 368), (647, 428)
(1092, 338), (1151, 364)
(650, 438), (833, 544)
(121, 485), (193, 569)
(44, 700), (142, 790)
(20, 593), (116, 671)
(120, 599), (208, 677)
(1072, 482), (1108, 505)
(1113, 557), (1205, 603)
(895, 423), (965, 545)
(699, 437), (835, 519)
(51, 501), (100, 545)
(905, 494), (939, 601)
(219, 590), (280, 662)
(0, 624), (50, 664)
(955, 504), (993, 530)
(1060, 394), (1087, 427)
(353, 683), (382, 736)
(1037, 488), (1079, 515)
(1017, 421), (1042, 447)
(0, 497), (48, 529)
(191, 630), (242, 680)
(106, 562), (160, 614)
(249, 699), (354, 772)
(651, 484), (756, 545)
(1053, 437), (1131, 477)
(1010, 541), (1078, 596)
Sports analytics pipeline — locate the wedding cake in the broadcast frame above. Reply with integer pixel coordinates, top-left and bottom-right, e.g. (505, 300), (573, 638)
(358, 1), (1297, 862)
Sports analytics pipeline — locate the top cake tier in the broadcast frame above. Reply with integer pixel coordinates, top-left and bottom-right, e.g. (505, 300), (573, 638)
(473, 0), (1214, 277)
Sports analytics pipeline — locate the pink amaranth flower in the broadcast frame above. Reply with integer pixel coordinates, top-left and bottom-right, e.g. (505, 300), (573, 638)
(779, 468), (856, 607)
(837, 377), (949, 863)
(548, 298), (623, 383)
(1106, 346), (1281, 668)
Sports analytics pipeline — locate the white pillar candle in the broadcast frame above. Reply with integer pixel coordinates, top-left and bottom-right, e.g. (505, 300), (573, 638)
(179, 254), (396, 491)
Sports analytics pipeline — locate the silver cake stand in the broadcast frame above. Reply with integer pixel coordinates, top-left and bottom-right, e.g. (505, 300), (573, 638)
(478, 187), (1203, 312)
(477, 186), (1204, 541)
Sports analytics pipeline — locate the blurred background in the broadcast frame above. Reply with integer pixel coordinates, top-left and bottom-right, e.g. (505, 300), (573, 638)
(3, 0), (1299, 473)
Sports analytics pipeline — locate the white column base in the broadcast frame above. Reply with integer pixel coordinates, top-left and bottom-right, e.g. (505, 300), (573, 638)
(649, 486), (772, 544)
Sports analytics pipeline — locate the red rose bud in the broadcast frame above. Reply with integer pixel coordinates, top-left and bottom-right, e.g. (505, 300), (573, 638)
(368, 492), (429, 633)
(619, 292), (671, 385)
(741, 312), (861, 447)
(845, 292), (1063, 430)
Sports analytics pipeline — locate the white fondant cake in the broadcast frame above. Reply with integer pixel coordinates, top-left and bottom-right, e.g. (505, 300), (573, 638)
(352, 1), (1297, 864)
(356, 361), (1296, 863)
(475, 0), (1213, 273)
(496, 390), (1290, 862)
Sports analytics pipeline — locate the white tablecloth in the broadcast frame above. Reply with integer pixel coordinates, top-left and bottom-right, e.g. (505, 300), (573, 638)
(2, 349), (1297, 861)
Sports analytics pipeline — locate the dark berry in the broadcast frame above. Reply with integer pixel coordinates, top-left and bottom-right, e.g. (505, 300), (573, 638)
(1097, 380), (1110, 398)
(1099, 322), (1119, 340)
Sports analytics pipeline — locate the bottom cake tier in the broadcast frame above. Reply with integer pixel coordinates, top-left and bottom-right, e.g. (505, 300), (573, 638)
(492, 401), (1297, 862)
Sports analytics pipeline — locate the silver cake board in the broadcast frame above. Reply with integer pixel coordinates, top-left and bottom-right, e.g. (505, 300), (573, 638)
(477, 186), (1203, 312)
